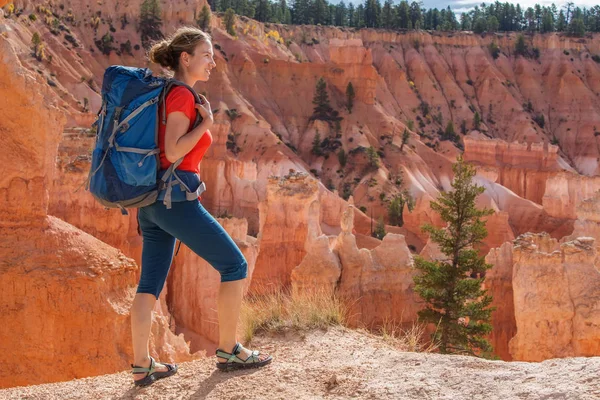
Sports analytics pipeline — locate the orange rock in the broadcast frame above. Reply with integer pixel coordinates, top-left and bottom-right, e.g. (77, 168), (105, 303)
(464, 136), (569, 205)
(0, 35), (196, 389)
(509, 234), (600, 361)
(251, 172), (320, 293)
(484, 242), (517, 361)
(543, 172), (600, 220)
(334, 205), (420, 329)
(291, 235), (341, 296)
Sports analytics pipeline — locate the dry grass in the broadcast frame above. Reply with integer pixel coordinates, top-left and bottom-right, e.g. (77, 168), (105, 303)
(240, 287), (437, 354)
(239, 287), (347, 343)
(378, 318), (440, 353)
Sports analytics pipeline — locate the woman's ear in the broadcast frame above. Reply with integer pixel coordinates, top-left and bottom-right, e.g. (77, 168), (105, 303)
(181, 52), (189, 67)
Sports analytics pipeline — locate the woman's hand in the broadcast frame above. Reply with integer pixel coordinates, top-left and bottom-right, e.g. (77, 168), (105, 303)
(195, 94), (213, 127)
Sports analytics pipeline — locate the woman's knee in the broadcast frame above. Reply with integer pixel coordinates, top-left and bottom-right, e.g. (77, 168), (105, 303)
(219, 259), (248, 282)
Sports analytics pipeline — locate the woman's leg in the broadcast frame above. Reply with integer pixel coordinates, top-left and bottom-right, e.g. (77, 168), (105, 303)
(217, 279), (245, 353)
(151, 200), (270, 362)
(130, 293), (159, 368)
(131, 206), (177, 380)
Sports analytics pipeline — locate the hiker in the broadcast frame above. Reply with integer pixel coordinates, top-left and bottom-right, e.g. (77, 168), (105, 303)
(129, 27), (272, 387)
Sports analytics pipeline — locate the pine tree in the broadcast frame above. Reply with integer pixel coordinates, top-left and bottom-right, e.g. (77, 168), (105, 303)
(312, 77), (331, 120)
(312, 0), (328, 25)
(473, 112), (481, 130)
(388, 191), (413, 226)
(487, 15), (499, 32)
(364, 0), (380, 28)
(515, 4), (523, 29)
(220, 0), (232, 12)
(366, 146), (380, 170)
(140, 0), (163, 48)
(311, 77), (342, 126)
(373, 216), (386, 239)
(556, 10), (566, 31)
(568, 16), (586, 37)
(348, 3), (355, 26)
(337, 148), (347, 167)
(224, 8), (236, 36)
(460, 13), (471, 30)
(311, 130), (323, 156)
(346, 81), (355, 113)
(409, 0), (421, 29)
(31, 32), (41, 52)
(473, 17), (486, 33)
(356, 4), (365, 28)
(413, 156), (495, 356)
(541, 9), (554, 33)
(381, 0), (394, 28)
(514, 34), (528, 56)
(443, 121), (458, 142)
(197, 4), (211, 31)
(208, 0), (219, 12)
(255, 0), (271, 22)
(396, 1), (410, 29)
(335, 1), (348, 26)
(401, 128), (410, 152)
(283, 2), (292, 24)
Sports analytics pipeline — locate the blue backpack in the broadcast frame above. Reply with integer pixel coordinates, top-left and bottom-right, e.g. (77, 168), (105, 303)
(87, 66), (206, 214)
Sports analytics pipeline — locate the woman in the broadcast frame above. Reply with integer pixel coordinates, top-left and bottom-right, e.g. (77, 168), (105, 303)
(130, 27), (272, 387)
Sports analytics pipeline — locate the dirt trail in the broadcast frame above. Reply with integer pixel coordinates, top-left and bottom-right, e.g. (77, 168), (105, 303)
(2, 327), (599, 400)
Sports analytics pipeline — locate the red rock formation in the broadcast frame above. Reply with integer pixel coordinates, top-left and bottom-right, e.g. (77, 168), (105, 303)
(484, 242), (517, 361)
(250, 172), (320, 293)
(0, 34), (195, 389)
(543, 172), (600, 220)
(567, 190), (600, 246)
(291, 235), (342, 296)
(463, 136), (571, 205)
(509, 234), (600, 361)
(334, 205), (421, 329)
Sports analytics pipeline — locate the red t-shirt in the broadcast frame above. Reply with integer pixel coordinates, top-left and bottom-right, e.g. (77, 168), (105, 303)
(158, 86), (212, 173)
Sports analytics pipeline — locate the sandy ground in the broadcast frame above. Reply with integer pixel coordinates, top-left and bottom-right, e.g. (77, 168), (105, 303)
(2, 327), (599, 400)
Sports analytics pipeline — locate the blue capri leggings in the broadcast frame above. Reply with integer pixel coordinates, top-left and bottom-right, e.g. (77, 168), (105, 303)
(137, 199), (248, 299)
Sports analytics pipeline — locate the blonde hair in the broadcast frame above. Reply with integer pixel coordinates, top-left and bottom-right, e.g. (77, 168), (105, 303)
(148, 26), (211, 71)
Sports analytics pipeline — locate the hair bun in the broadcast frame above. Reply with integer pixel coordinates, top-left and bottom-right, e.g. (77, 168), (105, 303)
(149, 40), (176, 70)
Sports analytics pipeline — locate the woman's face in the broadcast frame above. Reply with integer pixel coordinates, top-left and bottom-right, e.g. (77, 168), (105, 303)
(183, 41), (216, 82)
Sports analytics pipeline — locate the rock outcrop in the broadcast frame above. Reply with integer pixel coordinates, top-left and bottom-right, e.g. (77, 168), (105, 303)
(0, 34), (194, 389)
(251, 172), (321, 293)
(463, 136), (571, 205)
(333, 205), (420, 329)
(484, 242), (517, 361)
(543, 172), (600, 220)
(508, 234), (600, 361)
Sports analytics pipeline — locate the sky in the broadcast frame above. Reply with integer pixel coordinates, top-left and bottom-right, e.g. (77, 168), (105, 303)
(425, 0), (599, 14)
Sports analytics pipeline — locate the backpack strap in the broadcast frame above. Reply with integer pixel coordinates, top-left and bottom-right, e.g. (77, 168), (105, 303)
(161, 79), (204, 130)
(157, 79), (207, 209)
